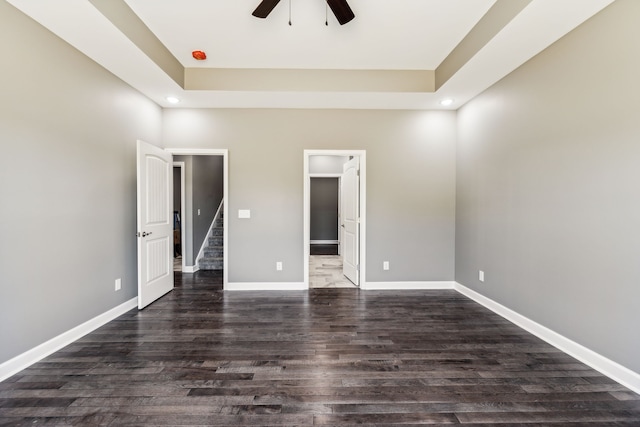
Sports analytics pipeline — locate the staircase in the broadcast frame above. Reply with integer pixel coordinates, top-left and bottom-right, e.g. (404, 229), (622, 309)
(198, 208), (223, 270)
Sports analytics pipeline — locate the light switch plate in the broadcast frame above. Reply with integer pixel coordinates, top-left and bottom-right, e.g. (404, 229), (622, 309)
(238, 209), (251, 219)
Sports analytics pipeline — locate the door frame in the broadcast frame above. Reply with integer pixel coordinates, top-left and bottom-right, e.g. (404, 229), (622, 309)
(173, 161), (186, 272)
(304, 150), (366, 289)
(166, 148), (229, 290)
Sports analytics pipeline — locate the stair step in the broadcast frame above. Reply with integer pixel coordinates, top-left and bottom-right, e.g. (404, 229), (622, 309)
(208, 236), (223, 245)
(199, 256), (223, 270)
(199, 206), (224, 270)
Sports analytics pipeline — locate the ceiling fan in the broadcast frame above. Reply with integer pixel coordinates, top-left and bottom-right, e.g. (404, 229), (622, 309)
(252, 0), (355, 25)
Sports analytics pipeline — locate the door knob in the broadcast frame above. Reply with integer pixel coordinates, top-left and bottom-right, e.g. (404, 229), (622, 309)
(142, 231), (152, 237)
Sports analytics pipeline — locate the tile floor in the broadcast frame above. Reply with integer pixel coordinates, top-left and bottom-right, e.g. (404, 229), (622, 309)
(309, 255), (357, 288)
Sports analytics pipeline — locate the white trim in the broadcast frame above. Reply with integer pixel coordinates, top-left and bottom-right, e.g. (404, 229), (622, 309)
(166, 148), (228, 290)
(226, 282), (307, 291)
(311, 240), (339, 245)
(0, 298), (137, 382)
(304, 150), (366, 289)
(309, 173), (342, 178)
(165, 148), (227, 156)
(454, 282), (640, 395)
(195, 199), (224, 267)
(182, 265), (200, 274)
(364, 281), (456, 290)
(173, 161), (186, 272)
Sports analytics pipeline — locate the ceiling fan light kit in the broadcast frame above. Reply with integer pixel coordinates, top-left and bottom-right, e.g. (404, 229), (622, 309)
(252, 0), (354, 25)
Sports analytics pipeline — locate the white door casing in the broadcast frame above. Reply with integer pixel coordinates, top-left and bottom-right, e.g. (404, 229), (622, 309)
(303, 150), (366, 289)
(341, 157), (359, 286)
(136, 140), (174, 309)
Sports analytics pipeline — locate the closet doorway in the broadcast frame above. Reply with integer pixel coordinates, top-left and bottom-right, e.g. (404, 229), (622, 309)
(304, 150), (366, 289)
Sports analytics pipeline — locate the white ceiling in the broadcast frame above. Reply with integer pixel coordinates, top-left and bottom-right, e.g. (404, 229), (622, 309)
(8, 0), (614, 110)
(125, 0), (495, 70)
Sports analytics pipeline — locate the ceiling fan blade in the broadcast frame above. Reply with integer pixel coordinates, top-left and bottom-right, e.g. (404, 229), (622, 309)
(326, 0), (355, 25)
(252, 0), (282, 18)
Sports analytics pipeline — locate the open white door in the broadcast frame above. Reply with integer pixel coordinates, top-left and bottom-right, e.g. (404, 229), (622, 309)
(136, 140), (174, 309)
(341, 157), (359, 286)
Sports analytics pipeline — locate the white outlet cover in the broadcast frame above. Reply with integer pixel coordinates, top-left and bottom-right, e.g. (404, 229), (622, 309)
(276, 262), (283, 271)
(479, 270), (485, 282)
(383, 261), (389, 270)
(238, 209), (251, 219)
(115, 278), (122, 291)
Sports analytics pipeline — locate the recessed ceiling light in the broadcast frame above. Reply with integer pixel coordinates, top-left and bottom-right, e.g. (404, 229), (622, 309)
(440, 98), (454, 106)
(166, 96), (180, 104)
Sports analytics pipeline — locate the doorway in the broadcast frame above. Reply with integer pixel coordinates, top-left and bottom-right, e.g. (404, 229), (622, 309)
(137, 143), (228, 309)
(173, 162), (185, 272)
(310, 176), (340, 255)
(304, 150), (366, 289)
(166, 149), (229, 289)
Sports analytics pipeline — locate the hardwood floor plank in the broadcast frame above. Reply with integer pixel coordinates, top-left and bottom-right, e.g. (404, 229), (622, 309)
(0, 271), (638, 425)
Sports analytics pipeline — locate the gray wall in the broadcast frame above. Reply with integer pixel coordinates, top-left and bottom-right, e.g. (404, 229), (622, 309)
(0, 1), (162, 364)
(173, 167), (182, 225)
(162, 109), (457, 283)
(456, 0), (640, 373)
(175, 156), (194, 264)
(310, 178), (339, 241)
(173, 156), (224, 266)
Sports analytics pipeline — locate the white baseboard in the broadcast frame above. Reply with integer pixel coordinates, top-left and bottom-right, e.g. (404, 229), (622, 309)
(454, 282), (640, 395)
(363, 281), (455, 290)
(226, 282), (306, 291)
(182, 265), (199, 273)
(4, 282), (638, 396)
(0, 297), (137, 383)
(310, 240), (339, 245)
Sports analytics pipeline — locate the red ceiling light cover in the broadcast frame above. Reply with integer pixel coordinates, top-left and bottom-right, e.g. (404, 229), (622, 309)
(192, 50), (207, 60)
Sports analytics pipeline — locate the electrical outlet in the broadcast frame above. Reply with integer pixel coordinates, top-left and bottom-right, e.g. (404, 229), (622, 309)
(383, 261), (390, 271)
(479, 270), (485, 282)
(197, 209), (201, 216)
(115, 278), (121, 291)
(276, 262), (283, 271)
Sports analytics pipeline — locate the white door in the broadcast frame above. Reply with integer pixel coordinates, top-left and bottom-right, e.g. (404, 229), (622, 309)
(341, 157), (359, 286)
(136, 140), (174, 309)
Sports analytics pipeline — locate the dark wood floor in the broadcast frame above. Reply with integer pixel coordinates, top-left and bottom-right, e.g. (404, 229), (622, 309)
(1, 271), (639, 425)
